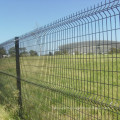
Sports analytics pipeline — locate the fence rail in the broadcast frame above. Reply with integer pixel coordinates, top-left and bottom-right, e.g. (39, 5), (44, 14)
(0, 0), (120, 119)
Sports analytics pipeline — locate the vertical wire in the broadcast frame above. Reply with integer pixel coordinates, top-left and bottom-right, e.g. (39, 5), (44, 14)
(58, 28), (60, 102)
(79, 21), (82, 94)
(50, 30), (56, 87)
(88, 17), (92, 100)
(81, 19), (84, 120)
(50, 31), (52, 85)
(71, 23), (74, 120)
(91, 16), (94, 119)
(54, 30), (57, 87)
(95, 15), (99, 120)
(102, 13), (106, 120)
(66, 27), (69, 91)
(98, 13), (102, 120)
(84, 19), (87, 120)
(62, 28), (66, 89)
(73, 24), (76, 119)
(106, 10), (110, 120)
(60, 27), (62, 90)
(87, 17), (91, 120)
(56, 28), (59, 119)
(114, 8), (119, 120)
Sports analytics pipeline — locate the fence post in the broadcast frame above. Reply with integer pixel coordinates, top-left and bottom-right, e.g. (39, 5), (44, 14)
(15, 37), (22, 118)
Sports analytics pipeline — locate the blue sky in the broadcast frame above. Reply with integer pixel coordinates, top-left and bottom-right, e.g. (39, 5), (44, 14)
(0, 0), (105, 44)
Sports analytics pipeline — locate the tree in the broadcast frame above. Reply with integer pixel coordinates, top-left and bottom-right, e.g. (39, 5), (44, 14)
(62, 50), (68, 55)
(108, 47), (118, 54)
(20, 51), (29, 57)
(0, 47), (6, 58)
(9, 47), (29, 57)
(54, 50), (69, 55)
(9, 47), (15, 57)
(54, 51), (62, 55)
(75, 51), (79, 55)
(29, 50), (38, 56)
(19, 47), (28, 57)
(19, 47), (26, 53)
(49, 52), (53, 56)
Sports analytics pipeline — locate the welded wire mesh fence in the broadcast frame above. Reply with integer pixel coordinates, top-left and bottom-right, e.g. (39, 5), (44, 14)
(0, 0), (120, 119)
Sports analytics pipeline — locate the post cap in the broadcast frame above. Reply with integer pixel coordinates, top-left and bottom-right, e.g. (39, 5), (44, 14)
(15, 37), (19, 41)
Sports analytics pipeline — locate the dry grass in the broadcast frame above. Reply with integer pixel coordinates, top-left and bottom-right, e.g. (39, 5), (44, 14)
(0, 105), (14, 120)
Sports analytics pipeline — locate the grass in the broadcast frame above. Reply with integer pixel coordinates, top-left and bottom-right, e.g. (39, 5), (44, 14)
(0, 104), (20, 120)
(0, 54), (120, 120)
(0, 105), (13, 120)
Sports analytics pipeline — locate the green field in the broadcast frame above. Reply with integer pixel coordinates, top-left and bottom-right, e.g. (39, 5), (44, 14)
(0, 54), (120, 120)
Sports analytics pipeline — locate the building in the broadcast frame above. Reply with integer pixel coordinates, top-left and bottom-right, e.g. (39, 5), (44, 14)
(59, 41), (120, 54)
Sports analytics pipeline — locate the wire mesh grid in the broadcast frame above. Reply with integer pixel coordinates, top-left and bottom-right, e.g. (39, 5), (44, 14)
(0, 0), (120, 119)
